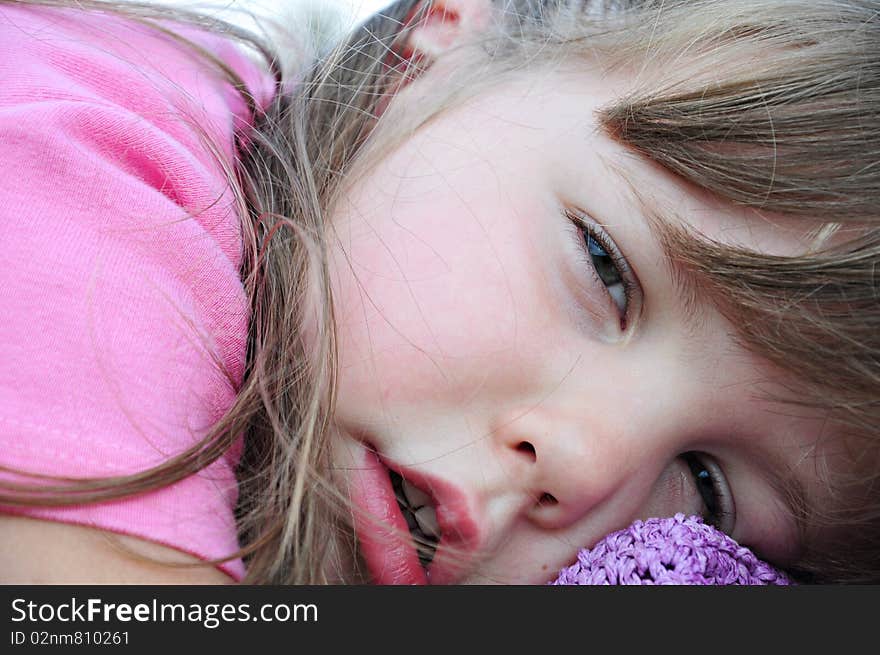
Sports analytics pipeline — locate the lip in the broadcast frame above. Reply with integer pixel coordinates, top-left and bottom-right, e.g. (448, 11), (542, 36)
(348, 447), (480, 585)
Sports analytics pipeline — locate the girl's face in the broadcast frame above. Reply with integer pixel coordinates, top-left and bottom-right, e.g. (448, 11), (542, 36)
(325, 67), (831, 584)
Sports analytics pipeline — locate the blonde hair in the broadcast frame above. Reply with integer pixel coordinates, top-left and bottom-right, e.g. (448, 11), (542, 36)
(2, 0), (878, 583)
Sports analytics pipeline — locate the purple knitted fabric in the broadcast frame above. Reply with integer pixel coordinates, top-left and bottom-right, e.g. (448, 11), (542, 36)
(551, 514), (792, 585)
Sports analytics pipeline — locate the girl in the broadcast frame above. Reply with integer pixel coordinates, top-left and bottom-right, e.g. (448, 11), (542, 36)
(0, 0), (877, 584)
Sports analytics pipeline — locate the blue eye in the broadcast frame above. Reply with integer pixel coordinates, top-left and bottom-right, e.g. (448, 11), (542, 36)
(574, 219), (634, 328)
(586, 233), (625, 296)
(564, 208), (640, 333)
(682, 452), (735, 533)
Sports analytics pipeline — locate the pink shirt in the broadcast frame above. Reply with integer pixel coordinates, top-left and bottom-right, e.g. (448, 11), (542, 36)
(0, 6), (276, 581)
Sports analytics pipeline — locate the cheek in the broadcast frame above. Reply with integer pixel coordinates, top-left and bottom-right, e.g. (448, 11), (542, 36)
(325, 129), (565, 423)
(326, 191), (564, 424)
(329, 216), (522, 409)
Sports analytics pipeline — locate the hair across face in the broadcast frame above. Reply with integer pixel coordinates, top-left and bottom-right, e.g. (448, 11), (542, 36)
(307, 0), (880, 583)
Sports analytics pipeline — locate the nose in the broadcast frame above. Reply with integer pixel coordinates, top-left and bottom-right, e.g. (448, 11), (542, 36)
(489, 401), (656, 531)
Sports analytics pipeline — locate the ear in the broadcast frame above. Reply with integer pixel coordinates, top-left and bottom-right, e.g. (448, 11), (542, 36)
(397, 0), (493, 61)
(375, 0), (492, 117)
(376, 0), (492, 117)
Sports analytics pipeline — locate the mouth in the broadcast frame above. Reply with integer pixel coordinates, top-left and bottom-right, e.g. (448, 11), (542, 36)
(347, 445), (480, 584)
(388, 468), (442, 569)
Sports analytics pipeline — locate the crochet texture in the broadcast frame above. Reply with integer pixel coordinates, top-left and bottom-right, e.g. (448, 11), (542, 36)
(551, 514), (792, 585)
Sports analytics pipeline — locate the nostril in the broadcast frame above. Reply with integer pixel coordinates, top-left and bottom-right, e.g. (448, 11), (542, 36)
(515, 441), (537, 462)
(538, 492), (558, 506)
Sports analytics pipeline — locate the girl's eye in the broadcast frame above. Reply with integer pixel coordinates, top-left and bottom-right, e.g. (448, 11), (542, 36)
(566, 210), (636, 331)
(586, 233), (627, 313)
(681, 452), (736, 534)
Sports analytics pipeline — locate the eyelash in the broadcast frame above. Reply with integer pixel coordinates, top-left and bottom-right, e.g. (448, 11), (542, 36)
(565, 209), (636, 331)
(681, 452), (735, 534)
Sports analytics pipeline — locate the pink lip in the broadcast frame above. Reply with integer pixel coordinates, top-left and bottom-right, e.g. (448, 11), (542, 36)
(386, 459), (480, 585)
(349, 448), (427, 585)
(348, 447), (480, 585)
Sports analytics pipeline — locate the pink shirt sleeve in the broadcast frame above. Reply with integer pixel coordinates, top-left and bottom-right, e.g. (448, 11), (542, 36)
(0, 6), (276, 581)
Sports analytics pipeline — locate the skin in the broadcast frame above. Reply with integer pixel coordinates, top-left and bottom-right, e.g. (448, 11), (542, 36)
(0, 515), (232, 584)
(326, 65), (833, 584)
